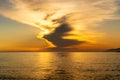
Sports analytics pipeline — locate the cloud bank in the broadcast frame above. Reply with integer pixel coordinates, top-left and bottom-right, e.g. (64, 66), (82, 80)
(0, 0), (119, 47)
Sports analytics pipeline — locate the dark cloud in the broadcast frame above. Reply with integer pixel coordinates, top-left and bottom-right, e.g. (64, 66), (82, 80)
(44, 23), (86, 47)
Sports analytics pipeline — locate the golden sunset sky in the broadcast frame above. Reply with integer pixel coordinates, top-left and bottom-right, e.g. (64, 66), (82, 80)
(0, 0), (120, 51)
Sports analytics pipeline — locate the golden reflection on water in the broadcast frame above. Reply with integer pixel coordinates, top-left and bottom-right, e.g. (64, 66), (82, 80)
(0, 52), (120, 80)
(35, 52), (74, 80)
(32, 52), (120, 80)
(38, 52), (53, 68)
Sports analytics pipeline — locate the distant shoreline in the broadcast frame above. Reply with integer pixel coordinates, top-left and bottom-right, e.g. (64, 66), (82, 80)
(0, 50), (105, 52)
(0, 48), (120, 52)
(106, 48), (120, 52)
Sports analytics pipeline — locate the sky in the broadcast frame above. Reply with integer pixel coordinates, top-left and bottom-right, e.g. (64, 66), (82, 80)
(0, 0), (120, 51)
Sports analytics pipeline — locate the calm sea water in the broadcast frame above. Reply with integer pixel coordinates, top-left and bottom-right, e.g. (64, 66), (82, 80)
(0, 52), (120, 80)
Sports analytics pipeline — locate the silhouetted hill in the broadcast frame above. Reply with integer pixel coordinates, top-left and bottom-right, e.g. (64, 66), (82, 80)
(106, 48), (120, 52)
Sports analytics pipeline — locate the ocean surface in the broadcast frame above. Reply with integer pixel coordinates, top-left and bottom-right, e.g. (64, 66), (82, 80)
(0, 52), (120, 80)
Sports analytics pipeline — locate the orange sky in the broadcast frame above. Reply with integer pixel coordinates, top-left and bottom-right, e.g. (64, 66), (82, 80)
(0, 0), (120, 51)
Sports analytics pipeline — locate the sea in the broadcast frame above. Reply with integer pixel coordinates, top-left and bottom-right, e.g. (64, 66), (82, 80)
(0, 52), (120, 80)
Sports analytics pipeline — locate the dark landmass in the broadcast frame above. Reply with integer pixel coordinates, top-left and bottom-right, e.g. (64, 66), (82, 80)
(106, 48), (120, 52)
